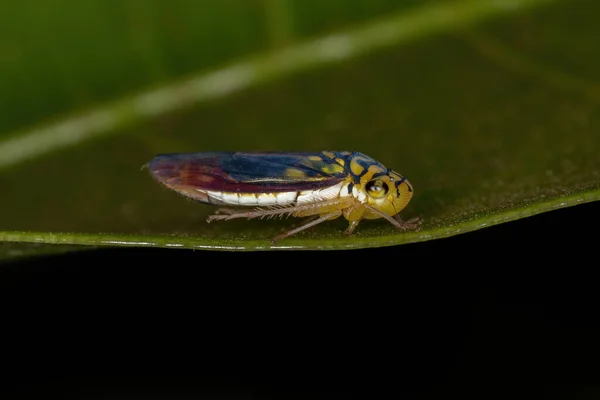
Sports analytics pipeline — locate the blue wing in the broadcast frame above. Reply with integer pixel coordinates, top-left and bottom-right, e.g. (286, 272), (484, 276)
(149, 152), (349, 193)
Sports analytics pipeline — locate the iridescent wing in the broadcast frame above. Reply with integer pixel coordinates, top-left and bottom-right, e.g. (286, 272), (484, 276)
(148, 152), (348, 201)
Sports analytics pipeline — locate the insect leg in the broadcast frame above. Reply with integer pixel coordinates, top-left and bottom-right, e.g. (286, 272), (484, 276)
(344, 220), (360, 235)
(393, 214), (422, 229)
(213, 207), (241, 215)
(206, 198), (350, 222)
(364, 204), (421, 231)
(271, 210), (342, 244)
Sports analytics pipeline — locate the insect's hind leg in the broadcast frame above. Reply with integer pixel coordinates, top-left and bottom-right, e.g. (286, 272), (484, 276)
(211, 207), (240, 216)
(206, 207), (273, 222)
(206, 198), (351, 223)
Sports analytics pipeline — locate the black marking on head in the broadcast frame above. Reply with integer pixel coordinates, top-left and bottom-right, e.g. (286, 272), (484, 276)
(394, 177), (407, 197)
(370, 171), (389, 180)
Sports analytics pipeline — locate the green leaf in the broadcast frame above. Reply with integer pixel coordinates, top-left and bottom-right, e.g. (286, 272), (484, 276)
(1, 0), (599, 258)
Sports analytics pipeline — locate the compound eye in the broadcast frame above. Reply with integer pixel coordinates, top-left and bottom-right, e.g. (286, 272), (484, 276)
(365, 179), (389, 198)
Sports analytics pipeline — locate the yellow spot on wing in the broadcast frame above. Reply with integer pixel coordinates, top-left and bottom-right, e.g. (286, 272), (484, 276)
(350, 158), (364, 176)
(321, 163), (345, 175)
(322, 151), (336, 159)
(285, 168), (307, 178)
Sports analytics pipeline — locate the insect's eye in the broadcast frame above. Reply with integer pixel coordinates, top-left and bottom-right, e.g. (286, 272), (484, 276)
(365, 180), (389, 198)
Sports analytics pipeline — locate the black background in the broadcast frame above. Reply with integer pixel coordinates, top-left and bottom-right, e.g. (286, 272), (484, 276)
(2, 201), (599, 399)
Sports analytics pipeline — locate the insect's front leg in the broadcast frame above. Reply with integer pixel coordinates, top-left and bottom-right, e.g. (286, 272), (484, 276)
(393, 214), (422, 229)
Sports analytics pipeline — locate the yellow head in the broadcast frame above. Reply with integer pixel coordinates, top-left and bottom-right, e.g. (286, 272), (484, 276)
(359, 169), (413, 219)
(339, 152), (413, 220)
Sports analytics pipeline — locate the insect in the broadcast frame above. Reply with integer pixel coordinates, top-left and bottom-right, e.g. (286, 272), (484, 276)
(148, 151), (419, 243)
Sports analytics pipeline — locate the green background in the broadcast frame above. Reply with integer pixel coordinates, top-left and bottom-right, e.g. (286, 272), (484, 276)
(1, 0), (598, 258)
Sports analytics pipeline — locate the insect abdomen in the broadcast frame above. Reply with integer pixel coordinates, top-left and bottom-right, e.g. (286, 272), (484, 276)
(203, 182), (349, 207)
(205, 191), (297, 206)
